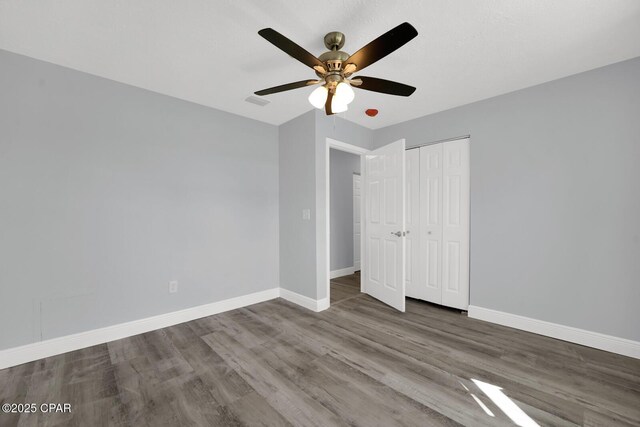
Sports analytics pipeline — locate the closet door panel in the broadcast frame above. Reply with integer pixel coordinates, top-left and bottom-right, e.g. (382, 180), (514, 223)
(441, 139), (470, 309)
(419, 144), (443, 304)
(405, 149), (421, 298)
(353, 174), (362, 270)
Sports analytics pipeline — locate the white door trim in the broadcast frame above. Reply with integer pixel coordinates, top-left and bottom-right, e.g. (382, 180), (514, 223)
(326, 138), (369, 305)
(353, 173), (362, 271)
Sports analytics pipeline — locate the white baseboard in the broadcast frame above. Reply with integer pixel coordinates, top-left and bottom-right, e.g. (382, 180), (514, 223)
(0, 288), (280, 370)
(279, 288), (329, 312)
(330, 266), (355, 279)
(468, 305), (640, 359)
(316, 297), (330, 312)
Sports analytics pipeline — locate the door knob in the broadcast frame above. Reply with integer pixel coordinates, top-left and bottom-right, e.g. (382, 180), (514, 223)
(391, 231), (403, 237)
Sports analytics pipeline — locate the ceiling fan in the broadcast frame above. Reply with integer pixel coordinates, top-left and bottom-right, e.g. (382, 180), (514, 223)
(254, 22), (418, 115)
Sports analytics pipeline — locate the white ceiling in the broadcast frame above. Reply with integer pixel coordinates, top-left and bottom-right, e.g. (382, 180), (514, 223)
(1, 1), (639, 129)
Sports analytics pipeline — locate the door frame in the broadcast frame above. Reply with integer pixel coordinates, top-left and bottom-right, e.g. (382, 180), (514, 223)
(353, 173), (361, 271)
(325, 138), (370, 305)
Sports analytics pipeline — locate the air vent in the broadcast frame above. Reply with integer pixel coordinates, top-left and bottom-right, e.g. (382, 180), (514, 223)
(245, 96), (270, 107)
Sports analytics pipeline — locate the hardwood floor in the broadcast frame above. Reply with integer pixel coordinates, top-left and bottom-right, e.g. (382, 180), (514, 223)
(330, 270), (361, 305)
(1, 274), (639, 426)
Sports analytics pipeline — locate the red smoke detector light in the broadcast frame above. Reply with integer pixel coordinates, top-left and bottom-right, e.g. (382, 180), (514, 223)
(365, 109), (379, 117)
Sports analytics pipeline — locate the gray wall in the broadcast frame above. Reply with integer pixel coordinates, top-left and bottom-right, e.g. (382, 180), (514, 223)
(374, 57), (640, 341)
(279, 111), (317, 298)
(0, 50), (279, 350)
(330, 149), (360, 271)
(279, 109), (372, 300)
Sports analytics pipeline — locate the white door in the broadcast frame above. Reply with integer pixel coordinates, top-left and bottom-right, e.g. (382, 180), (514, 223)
(441, 139), (470, 309)
(405, 148), (421, 298)
(419, 143), (444, 304)
(353, 174), (361, 271)
(363, 139), (406, 312)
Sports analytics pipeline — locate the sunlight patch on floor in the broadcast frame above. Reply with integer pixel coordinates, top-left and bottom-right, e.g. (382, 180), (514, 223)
(472, 379), (540, 427)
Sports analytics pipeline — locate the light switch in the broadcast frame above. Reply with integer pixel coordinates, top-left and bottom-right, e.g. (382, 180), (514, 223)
(302, 209), (311, 220)
(169, 281), (178, 294)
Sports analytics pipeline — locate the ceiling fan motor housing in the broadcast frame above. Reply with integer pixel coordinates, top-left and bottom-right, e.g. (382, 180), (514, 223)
(316, 31), (350, 82)
(318, 53), (349, 84)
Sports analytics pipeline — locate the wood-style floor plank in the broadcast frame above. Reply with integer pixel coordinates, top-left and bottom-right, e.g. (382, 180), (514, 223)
(1, 273), (639, 426)
(330, 271), (361, 305)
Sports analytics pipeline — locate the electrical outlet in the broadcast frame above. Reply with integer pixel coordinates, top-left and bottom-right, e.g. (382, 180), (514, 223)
(302, 209), (311, 220)
(169, 281), (178, 294)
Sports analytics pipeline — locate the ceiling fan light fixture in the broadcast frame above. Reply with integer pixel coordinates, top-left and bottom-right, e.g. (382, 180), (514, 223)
(335, 82), (355, 105)
(308, 85), (328, 109)
(331, 97), (348, 113)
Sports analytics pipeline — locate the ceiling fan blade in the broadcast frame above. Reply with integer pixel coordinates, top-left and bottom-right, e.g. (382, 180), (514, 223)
(354, 76), (416, 96)
(325, 91), (334, 115)
(258, 28), (327, 73)
(345, 22), (417, 72)
(255, 80), (319, 96)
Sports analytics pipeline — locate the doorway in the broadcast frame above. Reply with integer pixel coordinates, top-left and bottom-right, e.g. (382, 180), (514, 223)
(325, 138), (368, 306)
(329, 148), (361, 305)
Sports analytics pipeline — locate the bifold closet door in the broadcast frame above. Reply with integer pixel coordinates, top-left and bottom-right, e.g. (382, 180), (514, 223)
(416, 138), (470, 309)
(440, 139), (470, 309)
(419, 143), (444, 304)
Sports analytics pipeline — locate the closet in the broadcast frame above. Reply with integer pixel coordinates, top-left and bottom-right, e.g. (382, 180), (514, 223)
(405, 138), (470, 310)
